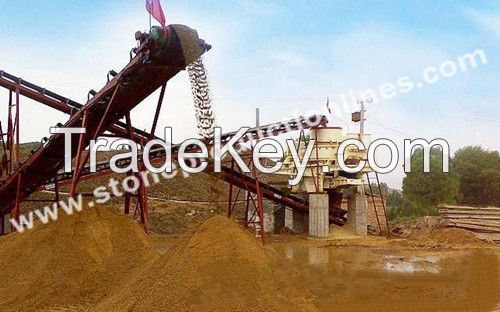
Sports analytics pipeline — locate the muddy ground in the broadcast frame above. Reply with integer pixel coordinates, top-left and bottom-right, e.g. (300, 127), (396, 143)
(150, 228), (500, 312)
(270, 235), (500, 311)
(1, 206), (498, 311)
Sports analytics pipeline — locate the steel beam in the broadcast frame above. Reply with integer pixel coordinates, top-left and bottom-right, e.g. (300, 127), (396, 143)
(0, 72), (154, 142)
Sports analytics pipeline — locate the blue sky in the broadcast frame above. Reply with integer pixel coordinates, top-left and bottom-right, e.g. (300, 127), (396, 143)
(0, 0), (499, 188)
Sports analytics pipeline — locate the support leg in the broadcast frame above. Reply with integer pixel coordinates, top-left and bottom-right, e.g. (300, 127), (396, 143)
(347, 193), (367, 236)
(227, 160), (235, 218)
(149, 83), (167, 140)
(11, 174), (22, 232)
(70, 113), (89, 197)
(250, 159), (266, 244)
(309, 193), (329, 237)
(7, 90), (13, 173)
(54, 175), (60, 207)
(137, 172), (149, 233)
(244, 191), (250, 227)
(0, 214), (4, 235)
(124, 193), (131, 215)
(14, 86), (20, 166)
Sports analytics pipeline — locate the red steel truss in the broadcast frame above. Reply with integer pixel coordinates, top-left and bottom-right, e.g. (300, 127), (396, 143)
(0, 24), (210, 233)
(0, 26), (329, 239)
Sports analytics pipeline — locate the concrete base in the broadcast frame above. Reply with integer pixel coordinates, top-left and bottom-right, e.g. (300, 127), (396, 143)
(309, 193), (329, 237)
(347, 194), (367, 236)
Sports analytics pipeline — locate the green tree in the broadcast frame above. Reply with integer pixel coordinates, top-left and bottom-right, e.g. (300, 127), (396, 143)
(453, 146), (500, 206)
(387, 190), (403, 210)
(386, 189), (405, 220)
(364, 182), (389, 196)
(401, 147), (459, 216)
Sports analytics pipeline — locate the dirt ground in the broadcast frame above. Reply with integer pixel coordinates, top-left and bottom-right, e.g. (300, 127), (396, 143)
(269, 234), (500, 312)
(0, 205), (498, 312)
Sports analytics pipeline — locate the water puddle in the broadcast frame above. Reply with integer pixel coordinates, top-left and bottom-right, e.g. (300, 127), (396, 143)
(384, 255), (441, 274)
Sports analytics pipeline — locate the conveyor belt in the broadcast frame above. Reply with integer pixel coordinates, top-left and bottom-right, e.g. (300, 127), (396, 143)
(0, 70), (153, 142)
(0, 24), (210, 214)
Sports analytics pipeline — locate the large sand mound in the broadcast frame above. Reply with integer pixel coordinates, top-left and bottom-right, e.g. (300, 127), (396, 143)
(97, 215), (315, 312)
(0, 205), (158, 311)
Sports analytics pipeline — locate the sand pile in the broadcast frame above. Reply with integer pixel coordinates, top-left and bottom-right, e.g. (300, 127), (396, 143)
(403, 226), (489, 248)
(97, 216), (315, 312)
(430, 227), (485, 245)
(0, 205), (158, 311)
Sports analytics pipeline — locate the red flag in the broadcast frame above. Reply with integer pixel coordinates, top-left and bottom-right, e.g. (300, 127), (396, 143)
(145, 0), (166, 27)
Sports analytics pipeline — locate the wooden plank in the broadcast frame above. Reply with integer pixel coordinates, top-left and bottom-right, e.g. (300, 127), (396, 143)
(439, 205), (500, 211)
(439, 208), (500, 214)
(444, 219), (500, 228)
(445, 222), (500, 233)
(439, 209), (500, 216)
(440, 214), (500, 220)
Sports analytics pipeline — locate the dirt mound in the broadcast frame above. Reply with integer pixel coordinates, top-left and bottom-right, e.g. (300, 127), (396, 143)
(431, 227), (485, 245)
(97, 216), (315, 312)
(401, 226), (489, 248)
(407, 226), (433, 240)
(0, 205), (158, 311)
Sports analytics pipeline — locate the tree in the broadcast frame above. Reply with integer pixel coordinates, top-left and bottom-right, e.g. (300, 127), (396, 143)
(401, 147), (459, 216)
(364, 182), (389, 196)
(453, 146), (500, 206)
(386, 189), (403, 210)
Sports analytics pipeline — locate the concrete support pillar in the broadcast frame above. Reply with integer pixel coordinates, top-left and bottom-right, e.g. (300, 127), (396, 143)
(263, 202), (274, 234)
(273, 204), (286, 234)
(289, 209), (307, 234)
(309, 193), (329, 237)
(347, 194), (367, 236)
